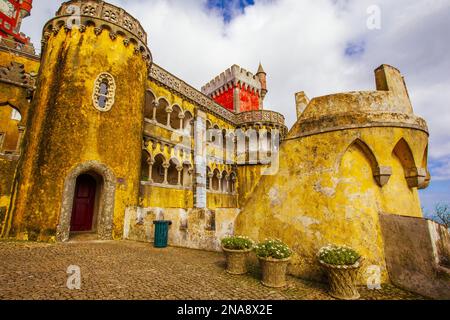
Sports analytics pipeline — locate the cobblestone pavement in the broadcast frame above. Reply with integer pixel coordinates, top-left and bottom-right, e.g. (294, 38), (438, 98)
(0, 240), (425, 300)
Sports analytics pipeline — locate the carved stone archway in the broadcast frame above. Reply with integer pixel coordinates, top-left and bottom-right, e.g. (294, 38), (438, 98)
(56, 161), (116, 242)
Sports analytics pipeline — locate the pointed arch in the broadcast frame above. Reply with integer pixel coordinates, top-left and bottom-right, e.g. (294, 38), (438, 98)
(183, 110), (194, 136)
(57, 161), (116, 242)
(141, 150), (151, 181)
(419, 144), (431, 189)
(167, 157), (181, 185)
(155, 97), (169, 125)
(170, 105), (183, 130)
(392, 138), (424, 188)
(221, 170), (229, 193)
(144, 90), (156, 120)
(421, 144), (428, 169)
(393, 138), (416, 172)
(182, 161), (193, 187)
(345, 139), (391, 187)
(347, 139), (379, 172)
(152, 154), (166, 184)
(0, 103), (24, 154)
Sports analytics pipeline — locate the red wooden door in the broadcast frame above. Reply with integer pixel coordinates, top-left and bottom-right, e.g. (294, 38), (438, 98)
(70, 174), (97, 232)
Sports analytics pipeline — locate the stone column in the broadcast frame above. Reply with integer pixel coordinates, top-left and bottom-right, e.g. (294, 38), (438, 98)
(166, 107), (172, 127)
(217, 173), (223, 192)
(152, 101), (158, 121)
(176, 165), (183, 186)
(15, 125), (25, 154)
(179, 114), (185, 131)
(225, 174), (230, 193)
(163, 162), (170, 184)
(194, 110), (207, 208)
(208, 172), (214, 191)
(147, 159), (154, 183)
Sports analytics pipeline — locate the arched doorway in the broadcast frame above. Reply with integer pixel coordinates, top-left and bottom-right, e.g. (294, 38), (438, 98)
(70, 174), (98, 232)
(57, 161), (116, 242)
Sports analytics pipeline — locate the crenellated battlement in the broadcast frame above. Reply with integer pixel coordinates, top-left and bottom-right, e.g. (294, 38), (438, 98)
(41, 0), (152, 66)
(202, 64), (262, 97)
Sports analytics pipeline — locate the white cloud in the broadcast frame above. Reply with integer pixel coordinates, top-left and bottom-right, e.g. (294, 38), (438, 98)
(20, 0), (450, 180)
(430, 159), (450, 181)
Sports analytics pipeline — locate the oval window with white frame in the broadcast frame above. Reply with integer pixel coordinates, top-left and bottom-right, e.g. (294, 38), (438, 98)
(92, 72), (116, 111)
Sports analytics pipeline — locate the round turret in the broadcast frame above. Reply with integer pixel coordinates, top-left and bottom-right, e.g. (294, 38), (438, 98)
(19, 0), (33, 17)
(8, 0), (152, 242)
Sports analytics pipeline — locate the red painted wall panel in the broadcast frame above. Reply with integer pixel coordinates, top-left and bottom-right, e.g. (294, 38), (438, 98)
(212, 84), (260, 113)
(239, 86), (260, 112)
(213, 87), (234, 112)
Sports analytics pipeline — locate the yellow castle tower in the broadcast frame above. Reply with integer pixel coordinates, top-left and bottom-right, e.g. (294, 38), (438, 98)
(4, 0), (152, 241)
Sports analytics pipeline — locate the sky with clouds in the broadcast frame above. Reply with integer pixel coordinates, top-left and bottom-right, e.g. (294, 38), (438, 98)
(20, 0), (450, 213)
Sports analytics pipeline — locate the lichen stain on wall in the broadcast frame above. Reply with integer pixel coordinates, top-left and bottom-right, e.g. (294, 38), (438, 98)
(124, 206), (240, 251)
(235, 127), (428, 283)
(7, 27), (148, 241)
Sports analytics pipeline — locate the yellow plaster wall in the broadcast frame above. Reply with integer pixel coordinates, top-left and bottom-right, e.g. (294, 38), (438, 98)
(140, 185), (194, 208)
(0, 49), (40, 234)
(0, 50), (40, 75)
(206, 192), (238, 209)
(147, 80), (196, 115)
(141, 79), (238, 211)
(0, 106), (20, 151)
(6, 27), (148, 241)
(0, 158), (17, 231)
(235, 126), (429, 283)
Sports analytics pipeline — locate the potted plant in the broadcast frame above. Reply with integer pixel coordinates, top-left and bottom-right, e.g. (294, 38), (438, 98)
(318, 244), (363, 300)
(221, 235), (254, 275)
(255, 239), (292, 288)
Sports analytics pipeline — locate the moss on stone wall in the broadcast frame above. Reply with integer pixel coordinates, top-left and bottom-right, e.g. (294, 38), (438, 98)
(0, 50), (40, 75)
(6, 27), (148, 241)
(0, 158), (18, 229)
(235, 127), (428, 284)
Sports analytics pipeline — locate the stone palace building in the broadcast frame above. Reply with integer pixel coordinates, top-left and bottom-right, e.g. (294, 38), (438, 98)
(0, 0), (448, 298)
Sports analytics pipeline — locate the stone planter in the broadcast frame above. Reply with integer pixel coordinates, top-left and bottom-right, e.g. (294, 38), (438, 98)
(319, 259), (362, 300)
(222, 247), (252, 275)
(258, 256), (291, 288)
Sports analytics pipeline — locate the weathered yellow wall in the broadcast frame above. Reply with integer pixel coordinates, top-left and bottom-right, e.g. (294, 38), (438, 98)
(0, 81), (31, 123)
(148, 81), (196, 116)
(0, 49), (40, 235)
(0, 158), (17, 230)
(140, 185), (194, 208)
(206, 192), (237, 209)
(235, 127), (428, 283)
(0, 50), (40, 74)
(141, 79), (238, 211)
(236, 165), (265, 206)
(0, 106), (20, 151)
(6, 26), (148, 241)
(124, 206), (240, 251)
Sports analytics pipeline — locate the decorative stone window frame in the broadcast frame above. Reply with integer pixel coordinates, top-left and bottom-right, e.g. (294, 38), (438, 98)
(92, 72), (116, 112)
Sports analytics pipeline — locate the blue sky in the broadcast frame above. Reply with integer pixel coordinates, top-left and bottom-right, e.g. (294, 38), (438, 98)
(207, 0), (255, 22)
(21, 0), (450, 216)
(203, 0), (449, 216)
